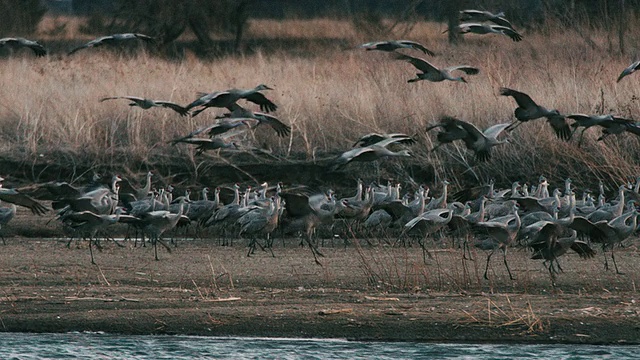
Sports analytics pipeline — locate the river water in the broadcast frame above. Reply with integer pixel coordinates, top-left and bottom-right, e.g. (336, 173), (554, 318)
(0, 333), (637, 359)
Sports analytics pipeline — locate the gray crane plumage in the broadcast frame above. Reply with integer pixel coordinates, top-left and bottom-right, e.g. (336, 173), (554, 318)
(0, 37), (47, 56)
(68, 33), (154, 55)
(394, 53), (479, 83)
(499, 87), (571, 140)
(360, 40), (435, 56)
(100, 96), (188, 116)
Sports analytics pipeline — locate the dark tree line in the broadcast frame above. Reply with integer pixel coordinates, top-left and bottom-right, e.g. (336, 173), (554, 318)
(0, 0), (46, 35)
(3, 0), (639, 53)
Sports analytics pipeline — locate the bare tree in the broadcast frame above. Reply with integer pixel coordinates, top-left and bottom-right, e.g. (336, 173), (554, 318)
(98, 0), (252, 54)
(446, 0), (463, 44)
(619, 0), (626, 55)
(0, 0), (47, 35)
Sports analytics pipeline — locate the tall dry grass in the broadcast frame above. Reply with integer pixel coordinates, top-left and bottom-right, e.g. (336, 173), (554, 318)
(1, 17), (640, 190)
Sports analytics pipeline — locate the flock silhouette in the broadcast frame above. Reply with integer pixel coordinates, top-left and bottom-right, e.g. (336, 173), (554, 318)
(1, 10), (640, 287)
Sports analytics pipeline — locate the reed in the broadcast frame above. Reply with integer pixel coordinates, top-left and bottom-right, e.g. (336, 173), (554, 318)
(1, 17), (639, 190)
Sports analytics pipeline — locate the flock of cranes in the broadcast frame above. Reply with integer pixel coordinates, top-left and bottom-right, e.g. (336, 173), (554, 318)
(1, 10), (640, 286)
(2, 168), (639, 286)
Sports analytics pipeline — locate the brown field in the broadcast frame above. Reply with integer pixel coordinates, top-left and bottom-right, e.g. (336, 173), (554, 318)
(2, 17), (640, 341)
(1, 17), (639, 189)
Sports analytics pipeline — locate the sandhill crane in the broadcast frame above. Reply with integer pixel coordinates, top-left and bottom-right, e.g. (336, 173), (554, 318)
(168, 122), (250, 148)
(394, 53), (479, 83)
(566, 114), (638, 146)
(0, 37), (47, 57)
(451, 179), (495, 204)
(363, 209), (393, 231)
(279, 190), (340, 265)
(131, 198), (190, 261)
(520, 209), (556, 228)
(68, 33), (155, 55)
(330, 137), (412, 171)
(238, 196), (282, 257)
(426, 117), (471, 151)
(426, 180), (450, 210)
(337, 187), (375, 237)
(367, 186), (427, 232)
(617, 60), (640, 82)
(0, 177), (49, 216)
(531, 175), (550, 199)
(363, 186), (429, 228)
(59, 208), (126, 264)
(0, 203), (16, 244)
(499, 87), (572, 140)
(494, 181), (522, 201)
(403, 208), (453, 262)
(121, 189), (168, 244)
(353, 133), (416, 148)
(447, 196), (487, 260)
(172, 137), (238, 155)
(203, 184), (243, 242)
(100, 96), (188, 116)
(585, 186), (626, 223)
(119, 171), (154, 202)
(342, 179), (364, 204)
(596, 117), (640, 141)
(455, 23), (523, 42)
(186, 84), (277, 115)
(186, 187), (221, 228)
(16, 173), (105, 201)
(459, 10), (515, 29)
(528, 229), (595, 286)
(591, 207), (639, 274)
(427, 116), (510, 161)
(197, 120), (252, 139)
(473, 202), (521, 280)
(215, 104), (291, 137)
(514, 188), (561, 214)
(359, 40), (435, 56)
(53, 175), (121, 215)
(0, 188), (48, 216)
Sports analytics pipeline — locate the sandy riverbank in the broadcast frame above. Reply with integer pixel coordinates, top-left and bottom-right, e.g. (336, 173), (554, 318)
(1, 236), (639, 344)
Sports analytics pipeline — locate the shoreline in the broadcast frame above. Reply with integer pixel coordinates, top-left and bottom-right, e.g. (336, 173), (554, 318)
(1, 238), (639, 345)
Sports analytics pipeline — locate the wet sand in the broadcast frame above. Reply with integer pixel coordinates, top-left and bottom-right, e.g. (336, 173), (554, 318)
(1, 233), (639, 344)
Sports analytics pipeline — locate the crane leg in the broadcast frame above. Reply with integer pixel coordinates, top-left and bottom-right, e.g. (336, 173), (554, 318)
(89, 237), (96, 265)
(264, 237), (275, 258)
(305, 236), (324, 266)
(611, 250), (624, 275)
(545, 261), (557, 287)
(603, 249), (610, 271)
(577, 128), (587, 148)
(554, 258), (564, 274)
(505, 120), (520, 132)
(502, 248), (515, 280)
(462, 237), (474, 261)
(418, 238), (432, 264)
(153, 238), (159, 261)
(483, 250), (495, 280)
(246, 239), (254, 257)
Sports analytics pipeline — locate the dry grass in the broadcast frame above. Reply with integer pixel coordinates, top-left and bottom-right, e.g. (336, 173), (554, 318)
(2, 17), (640, 189)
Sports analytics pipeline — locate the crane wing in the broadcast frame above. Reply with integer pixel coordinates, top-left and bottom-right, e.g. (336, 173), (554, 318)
(0, 188), (49, 215)
(499, 87), (539, 109)
(393, 53), (438, 74)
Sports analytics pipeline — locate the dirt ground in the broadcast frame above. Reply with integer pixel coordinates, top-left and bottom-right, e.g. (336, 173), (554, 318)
(1, 220), (640, 344)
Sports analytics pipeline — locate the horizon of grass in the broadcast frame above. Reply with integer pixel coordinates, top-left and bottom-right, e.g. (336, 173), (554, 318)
(1, 17), (640, 193)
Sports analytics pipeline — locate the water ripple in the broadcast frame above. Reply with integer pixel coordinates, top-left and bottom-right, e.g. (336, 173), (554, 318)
(0, 333), (638, 360)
